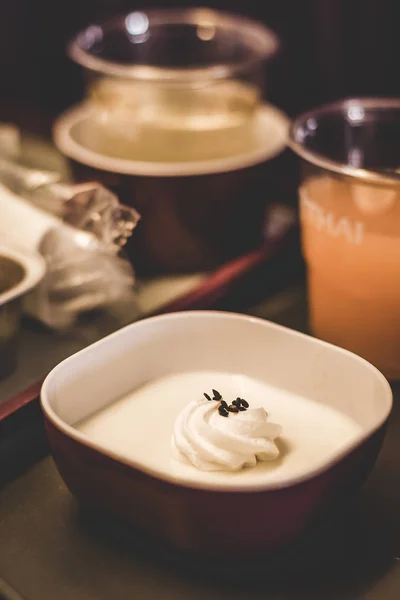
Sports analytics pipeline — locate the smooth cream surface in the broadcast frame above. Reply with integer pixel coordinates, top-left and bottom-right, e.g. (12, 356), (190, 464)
(76, 371), (362, 488)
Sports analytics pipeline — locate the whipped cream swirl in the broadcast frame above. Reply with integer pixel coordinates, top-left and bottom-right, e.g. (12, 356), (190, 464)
(172, 398), (282, 471)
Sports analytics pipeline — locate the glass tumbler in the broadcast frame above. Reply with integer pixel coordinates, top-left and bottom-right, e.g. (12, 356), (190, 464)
(289, 98), (400, 379)
(67, 7), (279, 163)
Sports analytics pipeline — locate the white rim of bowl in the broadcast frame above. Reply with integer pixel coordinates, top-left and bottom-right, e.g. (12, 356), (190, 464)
(53, 103), (289, 177)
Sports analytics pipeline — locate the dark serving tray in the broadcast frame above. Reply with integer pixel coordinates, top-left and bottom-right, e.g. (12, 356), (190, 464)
(1, 283), (400, 600)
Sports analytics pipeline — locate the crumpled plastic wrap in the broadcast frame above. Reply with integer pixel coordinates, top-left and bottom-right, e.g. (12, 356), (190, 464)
(0, 125), (140, 329)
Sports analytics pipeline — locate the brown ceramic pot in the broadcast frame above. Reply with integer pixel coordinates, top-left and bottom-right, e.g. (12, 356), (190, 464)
(54, 104), (289, 276)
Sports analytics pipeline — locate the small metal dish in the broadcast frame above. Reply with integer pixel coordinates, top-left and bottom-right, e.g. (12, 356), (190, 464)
(0, 246), (45, 378)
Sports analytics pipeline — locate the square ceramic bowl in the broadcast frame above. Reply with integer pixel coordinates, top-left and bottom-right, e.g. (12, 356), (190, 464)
(41, 311), (392, 556)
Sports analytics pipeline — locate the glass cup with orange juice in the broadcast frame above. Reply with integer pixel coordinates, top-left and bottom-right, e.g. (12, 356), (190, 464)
(290, 98), (400, 379)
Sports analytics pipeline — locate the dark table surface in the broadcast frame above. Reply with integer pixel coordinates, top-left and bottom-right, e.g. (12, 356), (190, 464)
(1, 283), (400, 600)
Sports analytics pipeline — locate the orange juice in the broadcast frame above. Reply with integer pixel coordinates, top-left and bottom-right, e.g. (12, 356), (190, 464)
(301, 176), (400, 378)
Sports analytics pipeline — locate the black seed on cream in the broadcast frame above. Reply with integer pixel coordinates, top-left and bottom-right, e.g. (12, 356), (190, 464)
(212, 389), (222, 401)
(204, 393), (212, 401)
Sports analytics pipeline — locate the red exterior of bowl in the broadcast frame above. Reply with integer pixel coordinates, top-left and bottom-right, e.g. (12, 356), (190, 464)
(44, 416), (386, 557)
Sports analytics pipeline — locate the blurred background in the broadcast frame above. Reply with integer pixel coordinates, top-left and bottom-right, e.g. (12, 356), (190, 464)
(1, 0), (399, 132)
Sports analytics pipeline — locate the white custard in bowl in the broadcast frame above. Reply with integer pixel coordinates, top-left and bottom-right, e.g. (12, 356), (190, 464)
(76, 370), (362, 489)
